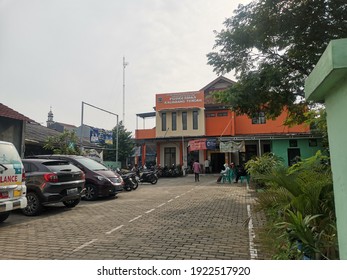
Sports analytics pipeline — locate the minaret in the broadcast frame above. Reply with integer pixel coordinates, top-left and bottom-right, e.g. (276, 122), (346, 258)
(47, 106), (54, 128)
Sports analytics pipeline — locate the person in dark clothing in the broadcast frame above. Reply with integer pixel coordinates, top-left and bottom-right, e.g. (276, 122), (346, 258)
(234, 165), (248, 183)
(131, 164), (140, 177)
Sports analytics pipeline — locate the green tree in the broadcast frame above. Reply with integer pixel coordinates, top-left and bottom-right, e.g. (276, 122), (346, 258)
(103, 121), (134, 166)
(44, 130), (81, 155)
(304, 107), (329, 151)
(207, 0), (347, 123)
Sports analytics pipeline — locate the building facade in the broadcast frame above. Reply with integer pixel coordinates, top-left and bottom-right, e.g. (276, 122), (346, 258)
(0, 103), (31, 157)
(135, 77), (322, 172)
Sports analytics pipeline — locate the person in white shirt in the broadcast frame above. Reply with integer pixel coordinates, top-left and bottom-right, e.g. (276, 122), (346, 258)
(217, 163), (230, 183)
(204, 159), (210, 174)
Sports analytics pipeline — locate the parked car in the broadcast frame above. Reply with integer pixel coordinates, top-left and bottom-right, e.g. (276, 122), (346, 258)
(21, 158), (85, 216)
(28, 155), (124, 200)
(0, 141), (27, 223)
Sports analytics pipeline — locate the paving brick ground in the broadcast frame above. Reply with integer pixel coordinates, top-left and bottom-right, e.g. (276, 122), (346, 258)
(0, 174), (269, 260)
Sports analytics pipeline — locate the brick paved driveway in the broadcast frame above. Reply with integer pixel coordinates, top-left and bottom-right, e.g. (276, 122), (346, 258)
(0, 174), (267, 260)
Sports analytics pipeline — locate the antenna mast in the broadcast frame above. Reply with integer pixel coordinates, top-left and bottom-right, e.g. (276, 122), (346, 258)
(123, 56), (129, 125)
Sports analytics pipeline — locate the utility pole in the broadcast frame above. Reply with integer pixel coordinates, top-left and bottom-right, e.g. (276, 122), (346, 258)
(123, 56), (128, 125)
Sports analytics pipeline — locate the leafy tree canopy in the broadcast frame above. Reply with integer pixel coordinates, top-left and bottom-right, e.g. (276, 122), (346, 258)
(207, 0), (347, 124)
(44, 130), (81, 155)
(304, 107), (329, 151)
(103, 121), (135, 164)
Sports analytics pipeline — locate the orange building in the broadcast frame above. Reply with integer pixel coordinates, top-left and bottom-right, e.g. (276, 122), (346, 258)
(135, 77), (322, 172)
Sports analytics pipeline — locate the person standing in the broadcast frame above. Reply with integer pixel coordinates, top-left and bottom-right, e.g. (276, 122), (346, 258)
(204, 159), (210, 174)
(193, 160), (201, 182)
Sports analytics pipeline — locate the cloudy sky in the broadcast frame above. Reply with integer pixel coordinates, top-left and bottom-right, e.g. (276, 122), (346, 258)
(1, 0), (251, 134)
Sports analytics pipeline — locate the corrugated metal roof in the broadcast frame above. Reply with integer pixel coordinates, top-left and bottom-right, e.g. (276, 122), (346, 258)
(25, 122), (62, 144)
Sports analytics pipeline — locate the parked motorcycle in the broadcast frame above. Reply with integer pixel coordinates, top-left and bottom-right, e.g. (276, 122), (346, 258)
(161, 164), (183, 177)
(116, 168), (138, 191)
(136, 169), (158, 184)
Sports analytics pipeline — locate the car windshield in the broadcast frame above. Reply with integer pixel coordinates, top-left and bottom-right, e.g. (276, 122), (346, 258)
(75, 157), (108, 171)
(0, 143), (22, 165)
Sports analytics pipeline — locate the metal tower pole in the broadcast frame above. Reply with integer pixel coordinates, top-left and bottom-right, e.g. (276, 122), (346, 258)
(123, 56), (128, 125)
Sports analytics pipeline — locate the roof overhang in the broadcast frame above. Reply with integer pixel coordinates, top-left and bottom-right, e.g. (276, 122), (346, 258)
(136, 112), (156, 118)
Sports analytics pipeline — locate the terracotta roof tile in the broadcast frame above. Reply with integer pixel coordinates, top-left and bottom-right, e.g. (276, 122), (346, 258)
(0, 103), (32, 121)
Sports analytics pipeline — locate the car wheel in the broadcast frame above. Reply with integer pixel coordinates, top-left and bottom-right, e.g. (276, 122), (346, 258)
(0, 212), (10, 223)
(84, 184), (98, 201)
(63, 198), (81, 208)
(22, 192), (43, 216)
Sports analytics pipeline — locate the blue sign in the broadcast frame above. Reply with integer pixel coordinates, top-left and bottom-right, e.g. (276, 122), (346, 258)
(90, 128), (113, 145)
(206, 138), (217, 150)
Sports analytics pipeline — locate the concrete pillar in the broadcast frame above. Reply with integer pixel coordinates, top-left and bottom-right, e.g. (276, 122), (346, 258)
(305, 38), (347, 259)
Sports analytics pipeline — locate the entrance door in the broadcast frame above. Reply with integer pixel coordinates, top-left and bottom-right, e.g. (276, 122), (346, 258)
(164, 147), (176, 166)
(211, 153), (225, 173)
(288, 148), (301, 166)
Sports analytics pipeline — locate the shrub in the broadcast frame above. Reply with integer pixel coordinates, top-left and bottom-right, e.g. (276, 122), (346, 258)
(250, 151), (338, 259)
(245, 153), (283, 189)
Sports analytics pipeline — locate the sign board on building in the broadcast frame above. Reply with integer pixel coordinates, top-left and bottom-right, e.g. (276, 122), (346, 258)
(220, 140), (245, 152)
(156, 91), (204, 110)
(188, 139), (207, 151)
(90, 128), (113, 145)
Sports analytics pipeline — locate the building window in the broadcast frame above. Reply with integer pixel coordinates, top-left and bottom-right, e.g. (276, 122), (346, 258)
(252, 112), (266, 124)
(263, 143), (271, 153)
(161, 112), (166, 131)
(193, 111), (198, 130)
(217, 112), (228, 117)
(182, 111), (187, 130)
(172, 112), (177, 131)
(289, 139), (298, 147)
(164, 147), (176, 166)
(206, 113), (216, 117)
(309, 139), (317, 147)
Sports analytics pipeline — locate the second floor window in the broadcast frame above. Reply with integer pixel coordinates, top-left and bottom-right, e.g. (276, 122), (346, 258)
(193, 111), (198, 130)
(161, 112), (167, 131)
(182, 111), (187, 130)
(172, 112), (177, 131)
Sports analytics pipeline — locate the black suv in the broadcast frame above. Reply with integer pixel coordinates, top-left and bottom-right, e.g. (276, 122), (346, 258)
(29, 155), (124, 200)
(22, 158), (85, 216)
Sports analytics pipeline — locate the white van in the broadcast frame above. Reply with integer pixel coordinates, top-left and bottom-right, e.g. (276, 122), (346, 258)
(0, 141), (27, 223)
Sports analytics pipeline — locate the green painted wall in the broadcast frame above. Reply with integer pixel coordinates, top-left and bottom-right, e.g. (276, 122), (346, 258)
(305, 39), (347, 259)
(324, 81), (347, 259)
(272, 138), (323, 166)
